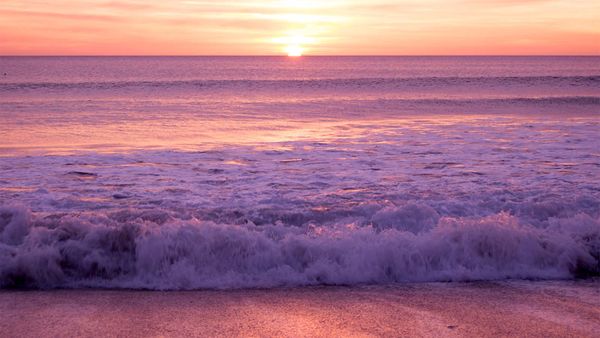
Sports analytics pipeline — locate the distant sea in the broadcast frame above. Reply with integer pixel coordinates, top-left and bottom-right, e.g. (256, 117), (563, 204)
(0, 56), (599, 289)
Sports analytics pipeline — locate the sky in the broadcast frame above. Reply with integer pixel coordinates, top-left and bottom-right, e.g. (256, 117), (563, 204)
(0, 0), (599, 56)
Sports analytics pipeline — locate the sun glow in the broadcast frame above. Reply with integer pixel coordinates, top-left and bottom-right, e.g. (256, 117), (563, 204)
(275, 34), (314, 56)
(286, 45), (303, 57)
(270, 0), (326, 56)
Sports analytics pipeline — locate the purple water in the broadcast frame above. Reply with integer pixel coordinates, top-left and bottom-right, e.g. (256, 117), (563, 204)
(0, 56), (599, 289)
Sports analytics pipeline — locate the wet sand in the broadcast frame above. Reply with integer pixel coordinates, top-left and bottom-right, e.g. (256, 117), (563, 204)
(0, 280), (598, 337)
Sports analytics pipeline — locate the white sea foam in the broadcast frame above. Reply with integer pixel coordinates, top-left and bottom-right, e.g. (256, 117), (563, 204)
(0, 204), (598, 289)
(1, 113), (599, 289)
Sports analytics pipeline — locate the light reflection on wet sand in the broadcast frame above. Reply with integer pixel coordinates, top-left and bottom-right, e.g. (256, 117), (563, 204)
(0, 281), (598, 337)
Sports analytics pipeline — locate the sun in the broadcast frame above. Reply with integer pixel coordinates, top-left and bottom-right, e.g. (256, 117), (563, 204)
(286, 45), (303, 57)
(274, 33), (314, 57)
(279, 34), (312, 56)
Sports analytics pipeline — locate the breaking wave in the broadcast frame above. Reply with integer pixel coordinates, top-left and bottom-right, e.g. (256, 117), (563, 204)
(1, 205), (598, 290)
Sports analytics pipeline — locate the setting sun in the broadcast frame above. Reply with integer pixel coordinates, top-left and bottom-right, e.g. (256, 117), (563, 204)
(286, 45), (303, 57)
(276, 34), (314, 56)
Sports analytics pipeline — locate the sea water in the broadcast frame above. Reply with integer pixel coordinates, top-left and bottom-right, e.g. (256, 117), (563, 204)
(0, 56), (599, 289)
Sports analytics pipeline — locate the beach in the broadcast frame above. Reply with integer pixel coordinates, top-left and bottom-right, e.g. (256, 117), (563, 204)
(2, 0), (600, 334)
(0, 56), (599, 337)
(1, 280), (598, 337)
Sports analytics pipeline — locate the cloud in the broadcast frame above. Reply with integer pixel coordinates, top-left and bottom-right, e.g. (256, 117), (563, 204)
(0, 8), (120, 22)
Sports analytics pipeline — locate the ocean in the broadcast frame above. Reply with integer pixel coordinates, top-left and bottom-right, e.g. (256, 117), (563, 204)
(0, 56), (599, 289)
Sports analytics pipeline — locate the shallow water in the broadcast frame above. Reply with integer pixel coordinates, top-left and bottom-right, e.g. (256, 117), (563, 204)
(0, 56), (599, 289)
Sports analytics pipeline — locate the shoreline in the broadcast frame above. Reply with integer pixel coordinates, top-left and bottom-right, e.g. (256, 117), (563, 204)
(1, 280), (598, 337)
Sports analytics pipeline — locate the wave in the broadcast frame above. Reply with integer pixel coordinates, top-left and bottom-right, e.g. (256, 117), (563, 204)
(0, 205), (598, 290)
(2, 75), (599, 92)
(1, 97), (597, 119)
(3, 96), (598, 106)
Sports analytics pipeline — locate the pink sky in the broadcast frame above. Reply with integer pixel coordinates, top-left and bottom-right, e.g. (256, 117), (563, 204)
(1, 0), (599, 55)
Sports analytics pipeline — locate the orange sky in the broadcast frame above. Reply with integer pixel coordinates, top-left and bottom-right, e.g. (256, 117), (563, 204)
(1, 0), (599, 55)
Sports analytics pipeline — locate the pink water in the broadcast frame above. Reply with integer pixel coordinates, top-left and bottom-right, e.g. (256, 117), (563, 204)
(0, 56), (599, 289)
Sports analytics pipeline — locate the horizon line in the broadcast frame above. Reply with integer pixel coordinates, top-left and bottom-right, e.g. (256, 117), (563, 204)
(1, 54), (600, 58)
